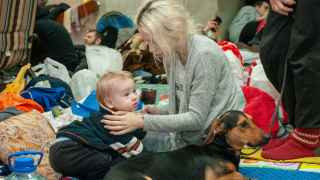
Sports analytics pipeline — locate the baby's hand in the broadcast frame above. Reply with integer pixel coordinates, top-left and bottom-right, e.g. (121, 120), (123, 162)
(142, 105), (161, 115)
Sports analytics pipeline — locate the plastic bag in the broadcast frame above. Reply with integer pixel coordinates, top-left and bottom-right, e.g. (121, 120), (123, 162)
(86, 45), (123, 76)
(249, 60), (280, 100)
(223, 50), (246, 86)
(31, 58), (71, 84)
(70, 69), (98, 101)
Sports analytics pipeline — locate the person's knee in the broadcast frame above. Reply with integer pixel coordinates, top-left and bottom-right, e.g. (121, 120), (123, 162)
(48, 142), (64, 174)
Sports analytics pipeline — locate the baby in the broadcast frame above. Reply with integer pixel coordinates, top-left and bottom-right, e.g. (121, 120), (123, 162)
(49, 71), (145, 180)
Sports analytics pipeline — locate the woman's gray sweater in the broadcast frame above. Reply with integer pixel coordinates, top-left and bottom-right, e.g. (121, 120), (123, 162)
(144, 34), (245, 148)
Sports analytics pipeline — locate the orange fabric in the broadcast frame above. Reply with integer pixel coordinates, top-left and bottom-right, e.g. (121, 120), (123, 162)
(0, 92), (44, 113)
(78, 0), (98, 19)
(56, 0), (98, 25)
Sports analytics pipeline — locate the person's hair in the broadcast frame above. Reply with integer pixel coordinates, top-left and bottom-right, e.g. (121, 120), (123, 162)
(135, 0), (196, 64)
(213, 16), (222, 25)
(87, 29), (103, 41)
(96, 71), (133, 106)
(254, 0), (268, 7)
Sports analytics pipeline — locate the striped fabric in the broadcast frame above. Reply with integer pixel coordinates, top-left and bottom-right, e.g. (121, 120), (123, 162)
(0, 0), (37, 70)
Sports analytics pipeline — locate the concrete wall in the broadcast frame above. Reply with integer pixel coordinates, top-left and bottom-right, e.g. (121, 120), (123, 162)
(97, 0), (218, 25)
(48, 0), (218, 26)
(47, 0), (243, 41)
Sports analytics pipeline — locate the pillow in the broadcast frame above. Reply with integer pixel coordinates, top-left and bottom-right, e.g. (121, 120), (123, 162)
(0, 111), (60, 179)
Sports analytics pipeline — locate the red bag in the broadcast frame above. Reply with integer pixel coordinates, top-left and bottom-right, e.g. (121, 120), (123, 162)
(242, 86), (288, 136)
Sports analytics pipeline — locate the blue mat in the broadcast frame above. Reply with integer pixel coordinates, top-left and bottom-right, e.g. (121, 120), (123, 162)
(240, 167), (320, 180)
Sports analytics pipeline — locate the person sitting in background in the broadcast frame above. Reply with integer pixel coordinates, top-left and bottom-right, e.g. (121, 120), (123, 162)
(228, 0), (269, 44)
(202, 16), (223, 42)
(83, 29), (103, 46)
(83, 27), (119, 48)
(31, 17), (79, 72)
(49, 71), (145, 180)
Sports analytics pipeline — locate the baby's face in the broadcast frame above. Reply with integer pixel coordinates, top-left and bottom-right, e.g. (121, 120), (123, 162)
(108, 79), (138, 112)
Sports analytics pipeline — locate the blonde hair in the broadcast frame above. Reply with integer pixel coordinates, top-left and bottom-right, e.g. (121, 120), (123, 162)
(96, 71), (133, 106)
(136, 0), (196, 64)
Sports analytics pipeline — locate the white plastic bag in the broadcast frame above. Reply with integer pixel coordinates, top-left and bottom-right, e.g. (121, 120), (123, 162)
(31, 58), (71, 84)
(86, 45), (123, 76)
(239, 49), (260, 64)
(223, 50), (246, 86)
(250, 60), (280, 99)
(70, 69), (99, 101)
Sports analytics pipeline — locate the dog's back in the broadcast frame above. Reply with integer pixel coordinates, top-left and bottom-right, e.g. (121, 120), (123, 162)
(105, 111), (266, 180)
(104, 145), (235, 180)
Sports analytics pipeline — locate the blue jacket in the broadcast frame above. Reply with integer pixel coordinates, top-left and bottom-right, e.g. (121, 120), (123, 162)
(57, 107), (146, 158)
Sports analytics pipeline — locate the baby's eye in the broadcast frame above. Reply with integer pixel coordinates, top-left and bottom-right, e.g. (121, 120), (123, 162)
(124, 93), (130, 96)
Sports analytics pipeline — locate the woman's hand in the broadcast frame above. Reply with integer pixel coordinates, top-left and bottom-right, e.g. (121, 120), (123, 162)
(270, 0), (296, 16)
(143, 105), (161, 114)
(102, 111), (144, 135)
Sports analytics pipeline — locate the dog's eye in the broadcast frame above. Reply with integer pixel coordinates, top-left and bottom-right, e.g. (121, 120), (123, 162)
(240, 121), (249, 128)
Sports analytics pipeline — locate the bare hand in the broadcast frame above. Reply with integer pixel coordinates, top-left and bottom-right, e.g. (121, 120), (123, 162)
(102, 111), (144, 135)
(142, 105), (161, 114)
(204, 20), (219, 32)
(270, 0), (296, 16)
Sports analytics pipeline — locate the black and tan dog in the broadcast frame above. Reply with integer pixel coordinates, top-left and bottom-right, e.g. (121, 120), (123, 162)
(104, 110), (268, 180)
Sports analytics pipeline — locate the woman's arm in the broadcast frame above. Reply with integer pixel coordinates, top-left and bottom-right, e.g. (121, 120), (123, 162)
(143, 50), (221, 132)
(103, 48), (224, 135)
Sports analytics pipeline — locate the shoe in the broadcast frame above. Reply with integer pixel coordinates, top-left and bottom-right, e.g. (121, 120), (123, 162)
(262, 128), (320, 160)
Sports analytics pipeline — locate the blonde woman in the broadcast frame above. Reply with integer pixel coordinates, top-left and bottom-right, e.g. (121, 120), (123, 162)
(102, 0), (245, 152)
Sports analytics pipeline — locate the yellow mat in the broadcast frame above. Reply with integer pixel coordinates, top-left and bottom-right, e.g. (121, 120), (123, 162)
(241, 148), (320, 165)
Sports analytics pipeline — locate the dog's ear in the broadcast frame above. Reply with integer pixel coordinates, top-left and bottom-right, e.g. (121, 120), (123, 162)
(203, 118), (225, 145)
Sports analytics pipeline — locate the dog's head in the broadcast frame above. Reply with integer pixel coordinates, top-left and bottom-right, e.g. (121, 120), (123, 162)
(204, 110), (268, 151)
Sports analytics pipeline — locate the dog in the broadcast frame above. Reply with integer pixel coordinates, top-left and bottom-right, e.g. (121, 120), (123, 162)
(104, 110), (268, 180)
(119, 33), (166, 77)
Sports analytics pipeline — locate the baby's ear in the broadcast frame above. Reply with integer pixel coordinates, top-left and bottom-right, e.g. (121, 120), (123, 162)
(104, 97), (114, 109)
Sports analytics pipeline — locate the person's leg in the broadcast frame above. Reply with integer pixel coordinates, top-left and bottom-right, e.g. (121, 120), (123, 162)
(239, 21), (259, 45)
(262, 0), (320, 160)
(260, 11), (295, 150)
(49, 140), (123, 180)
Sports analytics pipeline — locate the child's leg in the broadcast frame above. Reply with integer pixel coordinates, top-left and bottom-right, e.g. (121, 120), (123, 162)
(49, 139), (123, 180)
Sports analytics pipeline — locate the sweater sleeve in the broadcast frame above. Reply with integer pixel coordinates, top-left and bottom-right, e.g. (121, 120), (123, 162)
(143, 50), (221, 132)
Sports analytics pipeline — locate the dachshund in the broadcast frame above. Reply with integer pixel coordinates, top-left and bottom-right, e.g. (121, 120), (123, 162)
(104, 110), (268, 180)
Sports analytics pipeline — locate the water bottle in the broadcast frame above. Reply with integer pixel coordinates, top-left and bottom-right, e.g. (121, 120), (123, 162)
(5, 151), (46, 180)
